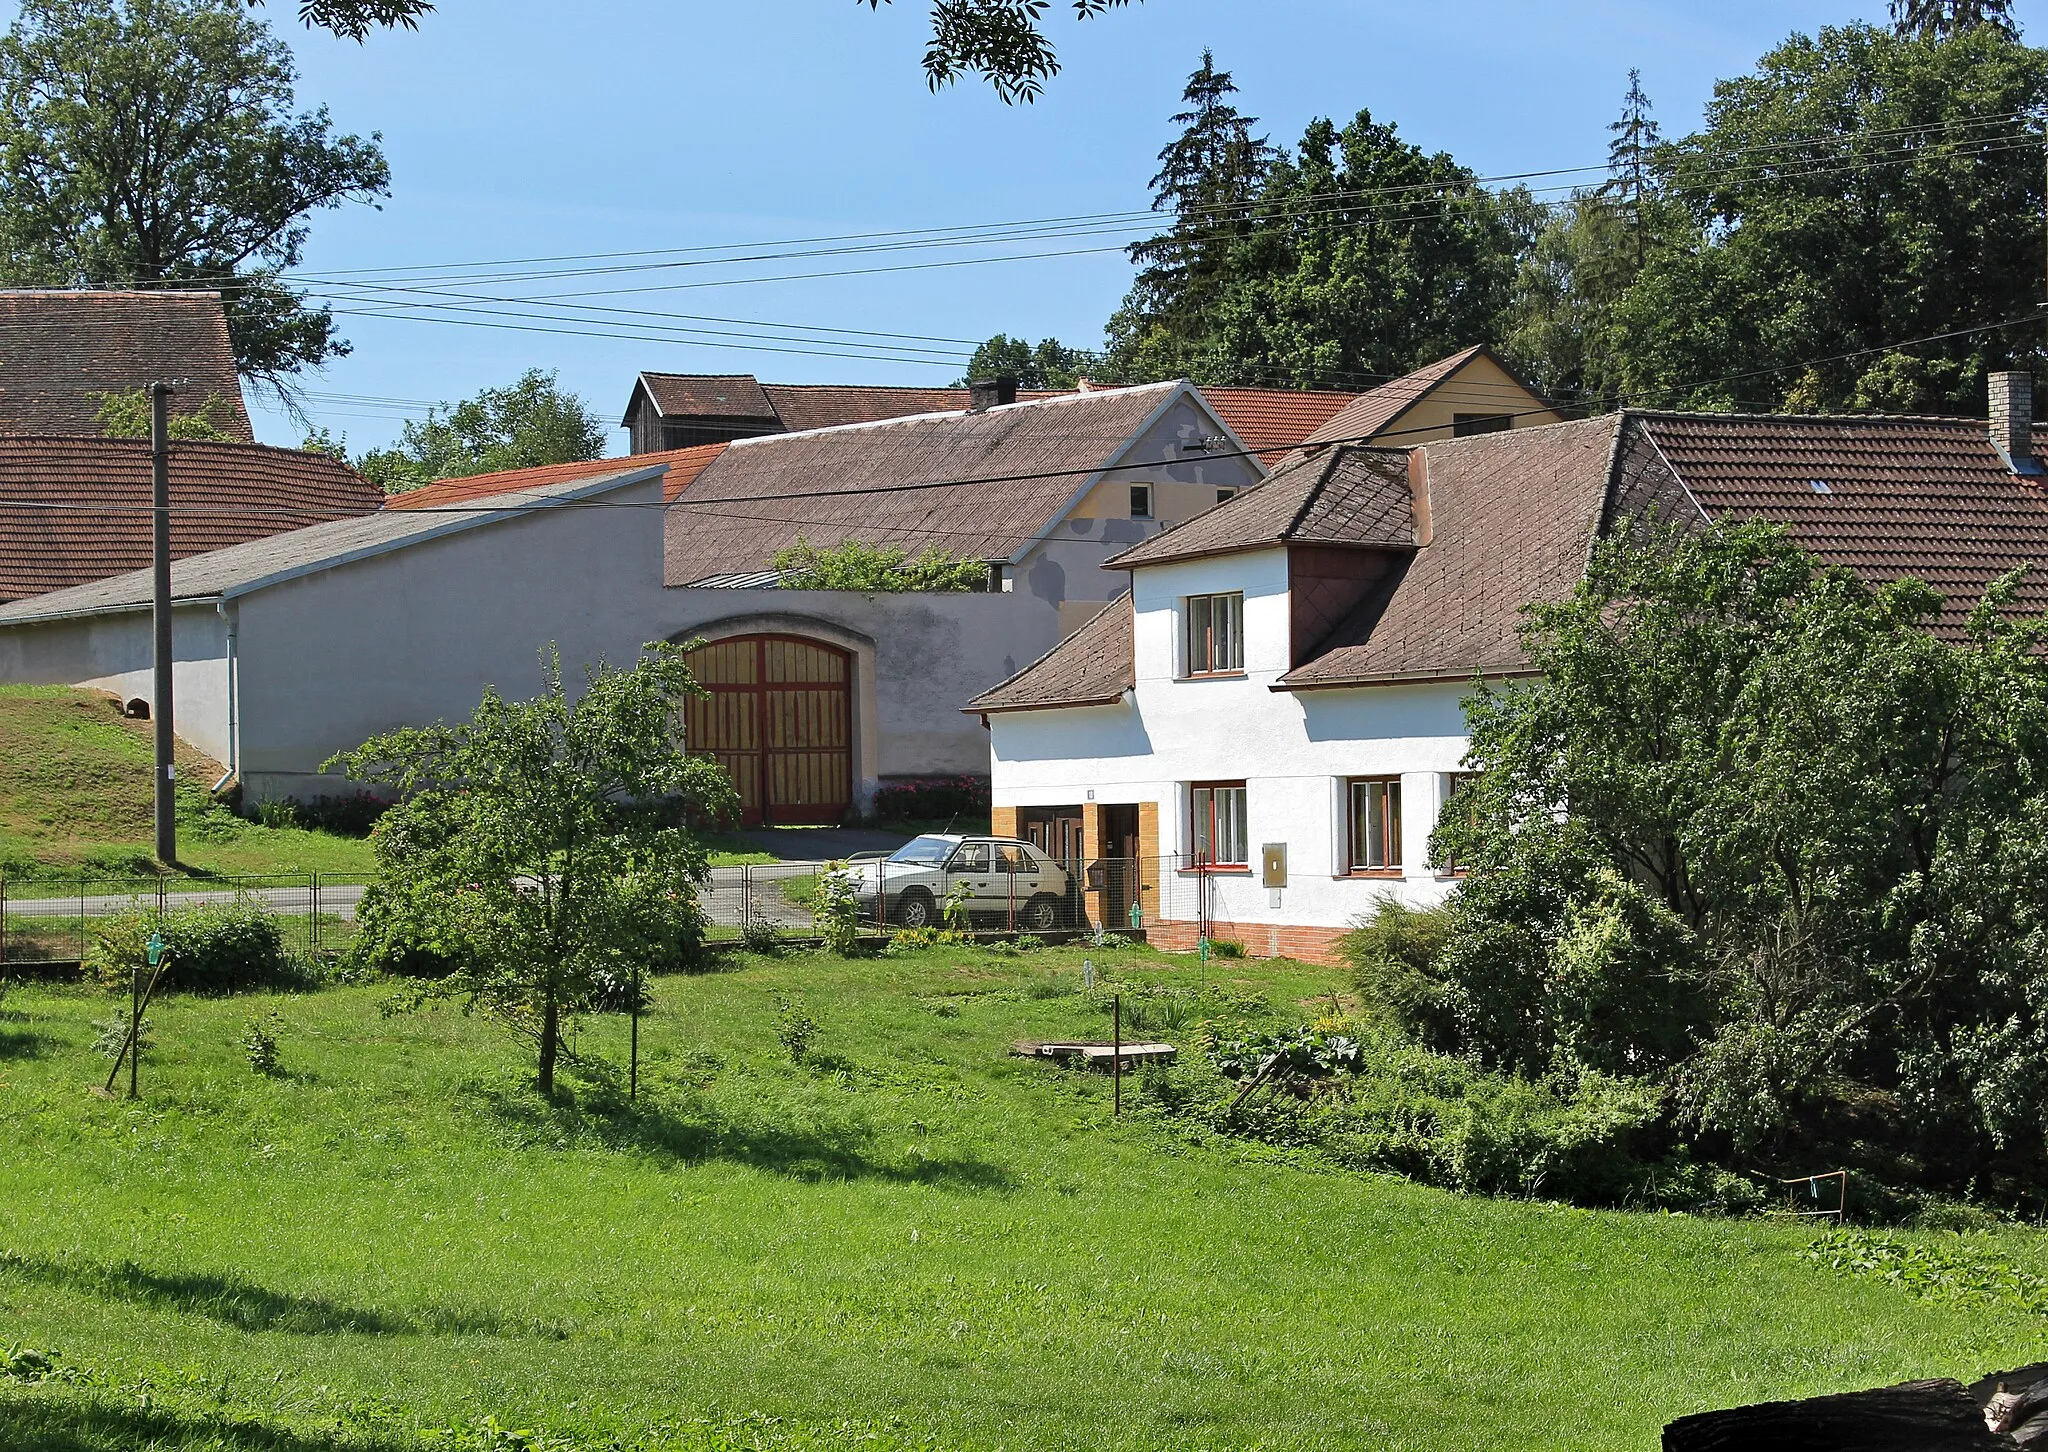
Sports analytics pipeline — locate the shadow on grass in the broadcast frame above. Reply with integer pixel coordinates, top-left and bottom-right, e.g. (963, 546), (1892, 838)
(0, 1395), (411, 1452)
(0, 1251), (509, 1337)
(0, 1023), (52, 1059)
(479, 1076), (1016, 1191)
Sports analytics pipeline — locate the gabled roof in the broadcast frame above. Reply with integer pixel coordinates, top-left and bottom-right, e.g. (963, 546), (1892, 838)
(0, 290), (251, 440)
(663, 382), (1193, 587)
(1632, 411), (2048, 638)
(632, 373), (777, 423)
(1193, 388), (1362, 464)
(1299, 345), (1536, 450)
(1107, 445), (1414, 569)
(629, 373), (1065, 433)
(968, 595), (1133, 713)
(1279, 416), (1620, 688)
(0, 437), (380, 604)
(0, 463), (664, 624)
(385, 443), (728, 510)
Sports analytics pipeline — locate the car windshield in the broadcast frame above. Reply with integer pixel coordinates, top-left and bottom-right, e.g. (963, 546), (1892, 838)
(888, 835), (955, 865)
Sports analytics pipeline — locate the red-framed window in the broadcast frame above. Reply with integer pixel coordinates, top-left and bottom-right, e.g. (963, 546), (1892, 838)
(1184, 592), (1244, 676)
(1348, 777), (1403, 873)
(1190, 781), (1248, 868)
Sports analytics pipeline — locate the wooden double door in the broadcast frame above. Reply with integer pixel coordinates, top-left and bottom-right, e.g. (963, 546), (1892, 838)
(684, 634), (852, 826)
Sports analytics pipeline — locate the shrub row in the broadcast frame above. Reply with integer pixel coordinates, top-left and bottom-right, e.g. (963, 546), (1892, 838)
(870, 776), (989, 823)
(84, 902), (302, 994)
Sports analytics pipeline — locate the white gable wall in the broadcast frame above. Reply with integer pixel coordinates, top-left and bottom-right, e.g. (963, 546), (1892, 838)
(989, 546), (1477, 940)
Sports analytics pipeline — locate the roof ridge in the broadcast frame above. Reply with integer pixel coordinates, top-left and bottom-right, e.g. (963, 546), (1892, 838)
(1279, 446), (1347, 539)
(1626, 407), (1988, 428)
(723, 379), (1180, 447)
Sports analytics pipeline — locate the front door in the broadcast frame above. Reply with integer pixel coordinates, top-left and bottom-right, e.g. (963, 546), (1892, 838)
(1101, 804), (1140, 928)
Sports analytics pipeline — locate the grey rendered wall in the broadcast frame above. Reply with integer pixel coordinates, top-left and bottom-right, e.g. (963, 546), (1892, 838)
(1013, 392), (1266, 615)
(0, 604), (234, 765)
(228, 476), (1056, 803)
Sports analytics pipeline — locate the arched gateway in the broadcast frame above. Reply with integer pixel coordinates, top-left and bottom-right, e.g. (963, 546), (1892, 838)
(684, 634), (852, 826)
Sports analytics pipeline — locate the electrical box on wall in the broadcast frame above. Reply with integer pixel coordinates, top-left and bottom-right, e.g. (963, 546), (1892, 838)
(1261, 843), (1288, 889)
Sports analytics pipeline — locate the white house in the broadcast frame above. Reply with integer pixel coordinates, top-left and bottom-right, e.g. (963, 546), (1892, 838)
(970, 387), (2048, 964)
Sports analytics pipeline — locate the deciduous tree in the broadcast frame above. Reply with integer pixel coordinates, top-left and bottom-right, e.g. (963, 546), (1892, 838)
(358, 370), (607, 493)
(957, 333), (1090, 388)
(0, 0), (390, 394)
(332, 645), (738, 1098)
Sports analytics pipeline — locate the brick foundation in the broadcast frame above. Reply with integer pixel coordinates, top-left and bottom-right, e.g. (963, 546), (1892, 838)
(1147, 918), (1351, 968)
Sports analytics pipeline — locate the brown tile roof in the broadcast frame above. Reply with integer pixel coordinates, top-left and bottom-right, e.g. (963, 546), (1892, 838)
(1635, 411), (2048, 638)
(1279, 416), (1621, 688)
(969, 595), (1133, 713)
(663, 383), (1182, 586)
(1183, 387), (1361, 464)
(385, 443), (728, 510)
(0, 437), (380, 603)
(0, 290), (251, 440)
(763, 383), (1061, 433)
(1108, 445), (1414, 569)
(637, 374), (777, 421)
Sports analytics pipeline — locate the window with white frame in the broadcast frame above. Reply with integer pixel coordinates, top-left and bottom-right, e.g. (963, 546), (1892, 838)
(1129, 483), (1154, 519)
(1190, 782), (1248, 867)
(1184, 591), (1244, 675)
(1348, 777), (1403, 873)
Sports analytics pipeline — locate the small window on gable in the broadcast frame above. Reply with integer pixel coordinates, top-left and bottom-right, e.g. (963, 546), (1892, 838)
(1130, 484), (1154, 519)
(1216, 487), (1238, 505)
(1453, 413), (1512, 437)
(1184, 592), (1244, 675)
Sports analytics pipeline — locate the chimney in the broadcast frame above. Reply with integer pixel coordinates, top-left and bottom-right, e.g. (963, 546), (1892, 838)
(1990, 370), (2037, 471)
(967, 375), (1018, 412)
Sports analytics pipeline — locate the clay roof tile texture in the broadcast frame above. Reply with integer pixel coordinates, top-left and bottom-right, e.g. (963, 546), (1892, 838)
(1299, 346), (1489, 449)
(1280, 416), (1620, 687)
(1634, 411), (2048, 638)
(0, 437), (380, 603)
(0, 290), (251, 440)
(968, 594), (1134, 712)
(1109, 445), (1413, 568)
(639, 374), (777, 420)
(384, 443), (727, 510)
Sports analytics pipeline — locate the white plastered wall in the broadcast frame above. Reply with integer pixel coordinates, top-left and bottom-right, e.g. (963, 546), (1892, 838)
(989, 547), (1478, 929)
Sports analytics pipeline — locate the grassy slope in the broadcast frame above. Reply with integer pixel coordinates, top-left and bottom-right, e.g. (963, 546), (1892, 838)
(2, 945), (2044, 1451)
(0, 685), (378, 878)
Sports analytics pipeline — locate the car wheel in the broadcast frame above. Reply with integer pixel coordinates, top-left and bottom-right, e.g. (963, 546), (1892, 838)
(894, 889), (935, 929)
(1020, 894), (1061, 932)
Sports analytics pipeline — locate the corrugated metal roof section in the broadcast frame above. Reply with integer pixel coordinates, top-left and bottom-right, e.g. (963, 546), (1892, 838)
(682, 569), (786, 589)
(0, 462), (665, 624)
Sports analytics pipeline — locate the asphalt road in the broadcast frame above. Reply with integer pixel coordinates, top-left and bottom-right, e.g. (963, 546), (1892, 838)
(2, 884), (369, 920)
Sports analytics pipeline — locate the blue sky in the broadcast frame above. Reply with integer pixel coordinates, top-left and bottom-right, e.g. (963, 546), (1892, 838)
(107, 0), (2023, 449)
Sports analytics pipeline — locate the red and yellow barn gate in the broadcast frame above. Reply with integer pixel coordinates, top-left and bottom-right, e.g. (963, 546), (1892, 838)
(684, 635), (853, 826)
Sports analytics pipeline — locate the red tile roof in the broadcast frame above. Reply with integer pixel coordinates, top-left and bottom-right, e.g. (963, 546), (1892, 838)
(384, 443), (729, 510)
(0, 437), (379, 603)
(0, 290), (251, 440)
(1635, 412), (2048, 638)
(1196, 387), (1363, 463)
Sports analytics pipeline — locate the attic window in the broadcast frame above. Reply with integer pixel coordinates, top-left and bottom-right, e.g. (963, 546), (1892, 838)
(1809, 479), (1833, 494)
(1216, 487), (1238, 505)
(1130, 484), (1154, 519)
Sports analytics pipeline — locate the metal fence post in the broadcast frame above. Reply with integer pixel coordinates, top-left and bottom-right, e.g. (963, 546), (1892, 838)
(78, 870), (87, 964)
(311, 872), (321, 954)
(741, 864), (752, 932)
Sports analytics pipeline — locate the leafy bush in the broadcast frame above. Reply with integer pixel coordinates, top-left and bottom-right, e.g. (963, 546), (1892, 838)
(774, 536), (990, 592)
(242, 1015), (282, 1076)
(1207, 937), (1245, 959)
(84, 902), (296, 994)
(1803, 1229), (2048, 1314)
(251, 790), (390, 837)
(870, 775), (990, 823)
(739, 920), (784, 955)
(1342, 899), (1458, 1046)
(774, 991), (819, 1064)
(90, 1009), (148, 1061)
(813, 863), (863, 956)
(885, 926), (970, 953)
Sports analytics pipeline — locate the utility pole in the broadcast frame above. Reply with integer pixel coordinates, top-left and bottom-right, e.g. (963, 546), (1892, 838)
(150, 382), (176, 867)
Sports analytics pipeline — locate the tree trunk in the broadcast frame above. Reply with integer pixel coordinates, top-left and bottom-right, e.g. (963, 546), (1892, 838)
(538, 989), (559, 1098)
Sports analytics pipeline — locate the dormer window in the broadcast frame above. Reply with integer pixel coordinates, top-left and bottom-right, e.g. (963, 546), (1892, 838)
(1184, 591), (1244, 675)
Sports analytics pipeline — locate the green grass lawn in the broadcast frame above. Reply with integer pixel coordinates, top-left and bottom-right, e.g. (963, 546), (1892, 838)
(0, 684), (379, 879)
(2, 943), (2044, 1451)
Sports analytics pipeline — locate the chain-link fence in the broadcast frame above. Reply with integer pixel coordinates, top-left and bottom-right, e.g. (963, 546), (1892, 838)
(0, 871), (367, 967)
